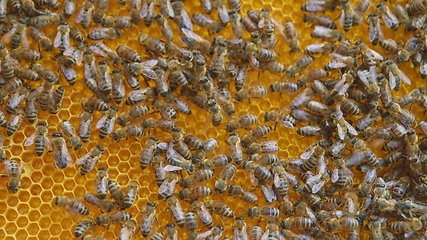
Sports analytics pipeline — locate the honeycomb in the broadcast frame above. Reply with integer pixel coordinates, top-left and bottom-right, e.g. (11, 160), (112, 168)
(0, 0), (427, 239)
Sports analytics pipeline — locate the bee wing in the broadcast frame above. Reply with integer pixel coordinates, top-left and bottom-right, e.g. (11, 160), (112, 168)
(381, 14), (397, 29)
(346, 149), (365, 167)
(180, 9), (193, 30)
(76, 151), (91, 165)
(96, 115), (107, 129)
(90, 44), (107, 58)
(141, 69), (158, 80)
(368, 48), (384, 60)
(300, 147), (314, 160)
(331, 168), (339, 183)
(344, 121), (358, 136)
(75, 7), (85, 23)
(377, 22), (384, 41)
(398, 69), (411, 85)
(337, 124), (345, 140)
(218, 5), (230, 24)
(163, 165), (183, 171)
(356, 70), (370, 87)
(328, 60), (347, 69)
(197, 230), (212, 240)
(115, 77), (125, 96)
(388, 71), (396, 90)
(63, 32), (70, 50)
(261, 184), (277, 202)
(284, 171), (298, 185)
(24, 133), (36, 147)
(274, 173), (282, 187)
(79, 119), (91, 138)
(339, 9), (345, 30)
(53, 32), (62, 48)
(419, 121), (427, 135)
(250, 173), (258, 186)
(306, 43), (324, 53)
(312, 181), (325, 194)
(60, 64), (77, 82)
(3, 160), (12, 176)
(277, 119), (295, 128)
(107, 118), (116, 134)
(22, 31), (29, 49)
(170, 201), (183, 218)
(261, 229), (269, 240)
(1, 27), (16, 43)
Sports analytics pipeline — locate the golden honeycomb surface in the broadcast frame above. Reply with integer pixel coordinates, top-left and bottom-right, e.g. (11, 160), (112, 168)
(0, 0), (425, 239)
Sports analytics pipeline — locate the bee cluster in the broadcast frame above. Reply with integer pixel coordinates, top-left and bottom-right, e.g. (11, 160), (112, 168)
(2, 0), (427, 239)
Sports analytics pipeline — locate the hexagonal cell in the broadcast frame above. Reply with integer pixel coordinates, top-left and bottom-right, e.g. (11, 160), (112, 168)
(41, 177), (54, 189)
(20, 176), (32, 190)
(5, 208), (18, 221)
(28, 210), (41, 222)
(30, 171), (43, 183)
(41, 190), (53, 203)
(30, 183), (42, 196)
(4, 222), (17, 235)
(52, 171), (65, 184)
(16, 216), (29, 228)
(38, 216), (51, 229)
(52, 184), (65, 196)
(16, 229), (28, 239)
(17, 202), (29, 215)
(63, 179), (76, 191)
(28, 197), (41, 209)
(37, 230), (51, 240)
(0, 216), (5, 228)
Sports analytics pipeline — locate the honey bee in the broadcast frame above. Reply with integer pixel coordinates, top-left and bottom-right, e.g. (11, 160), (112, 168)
(2, 21), (28, 50)
(241, 125), (272, 146)
(190, 200), (213, 229)
(31, 63), (59, 83)
(10, 47), (42, 63)
(377, 3), (398, 30)
(179, 186), (213, 200)
(63, 0), (77, 18)
(55, 54), (77, 86)
(282, 20), (299, 52)
(87, 27), (121, 40)
(100, 16), (132, 29)
(152, 98), (177, 119)
(229, 10), (243, 38)
(378, 38), (399, 55)
(200, 0), (213, 13)
(120, 180), (139, 209)
(24, 121), (51, 156)
(55, 196), (89, 215)
(139, 137), (158, 170)
(138, 34), (166, 54)
(95, 167), (108, 199)
(140, 202), (156, 237)
(140, 0), (155, 26)
(180, 169), (214, 188)
(180, 28), (210, 54)
(125, 60), (158, 81)
(63, 41), (87, 66)
(74, 218), (94, 238)
(200, 155), (230, 170)
(158, 171), (178, 199)
(3, 159), (22, 193)
(243, 160), (273, 184)
(108, 178), (124, 203)
(96, 212), (132, 226)
(61, 120), (82, 150)
(25, 13), (62, 28)
(389, 218), (423, 235)
(311, 26), (343, 41)
(331, 156), (354, 189)
(96, 106), (117, 138)
(226, 113), (257, 132)
(387, 101), (415, 128)
(166, 195), (185, 228)
(326, 217), (359, 233)
(79, 108), (93, 143)
(246, 140), (279, 154)
(6, 85), (30, 114)
(53, 22), (70, 53)
(232, 216), (248, 240)
(304, 42), (335, 55)
(142, 118), (176, 132)
(125, 87), (158, 105)
(205, 200), (234, 218)
(76, 145), (104, 176)
(75, 0), (93, 28)
(90, 41), (120, 65)
(303, 13), (336, 29)
(7, 108), (24, 136)
(165, 144), (195, 172)
(93, 0), (109, 24)
(265, 110), (297, 129)
(96, 60), (112, 94)
(235, 85), (268, 101)
(118, 219), (137, 240)
(366, 13), (384, 46)
(215, 163), (236, 194)
(84, 193), (114, 212)
(193, 13), (223, 33)
(28, 26), (53, 52)
(116, 45), (141, 63)
(331, 105), (358, 140)
(396, 35), (424, 63)
(247, 206), (280, 220)
(348, 138), (378, 167)
(112, 125), (145, 142)
(228, 184), (257, 204)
